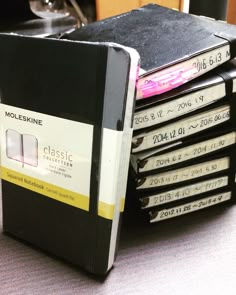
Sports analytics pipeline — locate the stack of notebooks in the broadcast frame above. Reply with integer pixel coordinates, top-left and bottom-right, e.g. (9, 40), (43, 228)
(2, 3), (236, 275)
(63, 4), (236, 224)
(131, 61), (236, 223)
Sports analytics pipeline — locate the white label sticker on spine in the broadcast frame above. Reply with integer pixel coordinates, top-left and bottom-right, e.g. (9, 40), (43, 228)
(137, 44), (230, 100)
(140, 132), (236, 173)
(150, 192), (231, 223)
(141, 176), (228, 208)
(132, 105), (230, 153)
(137, 157), (229, 190)
(134, 83), (225, 130)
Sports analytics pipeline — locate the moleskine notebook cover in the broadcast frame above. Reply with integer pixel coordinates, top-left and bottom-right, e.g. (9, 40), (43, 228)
(0, 34), (139, 275)
(62, 4), (236, 99)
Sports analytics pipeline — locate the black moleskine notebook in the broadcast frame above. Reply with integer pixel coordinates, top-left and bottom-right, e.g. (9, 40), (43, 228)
(125, 162), (235, 224)
(132, 58), (236, 155)
(62, 4), (236, 99)
(132, 102), (232, 153)
(0, 33), (139, 275)
(131, 60), (236, 154)
(140, 173), (233, 211)
(149, 188), (234, 223)
(131, 128), (236, 176)
(136, 151), (232, 192)
(133, 59), (236, 131)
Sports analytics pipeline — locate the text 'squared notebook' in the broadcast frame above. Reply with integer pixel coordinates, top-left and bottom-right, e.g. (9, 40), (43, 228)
(0, 33), (139, 275)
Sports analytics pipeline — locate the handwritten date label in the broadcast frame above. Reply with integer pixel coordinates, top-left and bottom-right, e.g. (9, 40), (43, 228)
(150, 192), (231, 222)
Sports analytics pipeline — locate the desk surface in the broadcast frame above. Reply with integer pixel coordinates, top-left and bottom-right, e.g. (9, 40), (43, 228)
(0, 192), (235, 295)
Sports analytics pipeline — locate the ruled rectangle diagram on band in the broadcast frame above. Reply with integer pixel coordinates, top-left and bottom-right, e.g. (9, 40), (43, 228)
(6, 129), (38, 167)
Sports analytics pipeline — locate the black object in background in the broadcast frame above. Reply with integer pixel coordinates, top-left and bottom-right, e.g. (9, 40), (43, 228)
(0, 0), (36, 21)
(189, 0), (228, 20)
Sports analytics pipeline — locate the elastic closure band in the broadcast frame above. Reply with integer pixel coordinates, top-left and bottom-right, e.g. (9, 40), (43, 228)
(214, 32), (236, 58)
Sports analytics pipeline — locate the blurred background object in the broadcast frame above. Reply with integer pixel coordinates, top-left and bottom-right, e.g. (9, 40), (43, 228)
(67, 0), (88, 25)
(227, 0), (236, 24)
(0, 0), (78, 37)
(95, 0), (186, 20)
(29, 0), (69, 19)
(29, 0), (95, 23)
(67, 0), (96, 23)
(2, 0), (234, 38)
(189, 0), (228, 21)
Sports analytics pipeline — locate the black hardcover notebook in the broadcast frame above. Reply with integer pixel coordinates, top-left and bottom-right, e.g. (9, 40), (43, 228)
(125, 162), (235, 224)
(140, 173), (232, 211)
(136, 152), (231, 192)
(131, 129), (236, 176)
(134, 59), (236, 131)
(149, 189), (234, 223)
(132, 150), (236, 223)
(132, 103), (232, 153)
(0, 34), (139, 274)
(62, 4), (236, 99)
(131, 59), (236, 154)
